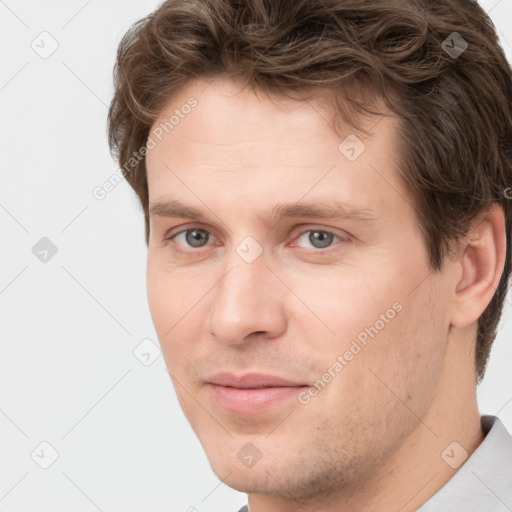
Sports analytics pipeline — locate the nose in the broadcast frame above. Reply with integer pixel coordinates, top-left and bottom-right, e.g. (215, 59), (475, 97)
(206, 250), (288, 346)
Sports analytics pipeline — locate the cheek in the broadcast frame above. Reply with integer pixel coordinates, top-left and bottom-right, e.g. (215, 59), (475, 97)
(283, 266), (405, 346)
(340, 281), (447, 420)
(146, 258), (189, 365)
(146, 254), (196, 330)
(146, 259), (171, 333)
(301, 262), (446, 397)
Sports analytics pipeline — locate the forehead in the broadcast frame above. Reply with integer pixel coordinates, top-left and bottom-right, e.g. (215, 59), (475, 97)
(145, 77), (408, 221)
(148, 76), (394, 156)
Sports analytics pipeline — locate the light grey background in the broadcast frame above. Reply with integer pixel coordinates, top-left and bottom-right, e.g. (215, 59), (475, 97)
(0, 1), (511, 511)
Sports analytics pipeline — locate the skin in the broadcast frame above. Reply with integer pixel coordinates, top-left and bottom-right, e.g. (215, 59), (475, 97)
(145, 77), (506, 512)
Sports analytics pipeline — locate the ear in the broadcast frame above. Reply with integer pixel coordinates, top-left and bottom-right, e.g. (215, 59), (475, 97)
(450, 205), (507, 328)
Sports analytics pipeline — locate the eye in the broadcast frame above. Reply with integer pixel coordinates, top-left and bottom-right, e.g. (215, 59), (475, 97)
(294, 229), (345, 250)
(170, 227), (214, 250)
(166, 226), (348, 253)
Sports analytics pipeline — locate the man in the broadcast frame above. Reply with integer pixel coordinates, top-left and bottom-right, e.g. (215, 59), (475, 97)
(107, 0), (512, 510)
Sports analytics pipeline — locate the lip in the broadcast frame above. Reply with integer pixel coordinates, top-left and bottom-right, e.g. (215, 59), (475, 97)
(206, 372), (307, 388)
(205, 372), (308, 414)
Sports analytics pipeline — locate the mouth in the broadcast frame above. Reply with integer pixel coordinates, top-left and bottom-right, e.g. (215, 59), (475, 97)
(205, 381), (309, 414)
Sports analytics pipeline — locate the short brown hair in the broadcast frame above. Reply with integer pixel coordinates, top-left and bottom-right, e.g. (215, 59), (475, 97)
(107, 0), (512, 384)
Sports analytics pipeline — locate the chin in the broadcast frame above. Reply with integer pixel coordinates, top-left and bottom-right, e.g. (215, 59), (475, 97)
(214, 466), (276, 494)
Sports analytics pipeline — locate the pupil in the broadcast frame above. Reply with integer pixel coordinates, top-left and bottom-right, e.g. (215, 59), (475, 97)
(187, 229), (208, 247)
(311, 231), (332, 248)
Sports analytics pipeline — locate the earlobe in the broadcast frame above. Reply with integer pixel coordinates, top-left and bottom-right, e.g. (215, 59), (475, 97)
(450, 205), (507, 328)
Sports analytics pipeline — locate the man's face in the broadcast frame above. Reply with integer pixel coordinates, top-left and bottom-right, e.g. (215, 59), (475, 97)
(145, 78), (453, 497)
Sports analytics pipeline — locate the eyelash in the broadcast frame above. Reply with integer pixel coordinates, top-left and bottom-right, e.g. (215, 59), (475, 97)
(165, 226), (349, 254)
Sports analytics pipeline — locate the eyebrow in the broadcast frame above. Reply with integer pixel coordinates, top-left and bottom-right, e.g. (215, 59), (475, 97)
(149, 198), (379, 226)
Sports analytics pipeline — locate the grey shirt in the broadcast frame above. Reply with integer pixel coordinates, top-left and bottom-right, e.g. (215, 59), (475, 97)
(236, 415), (512, 512)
